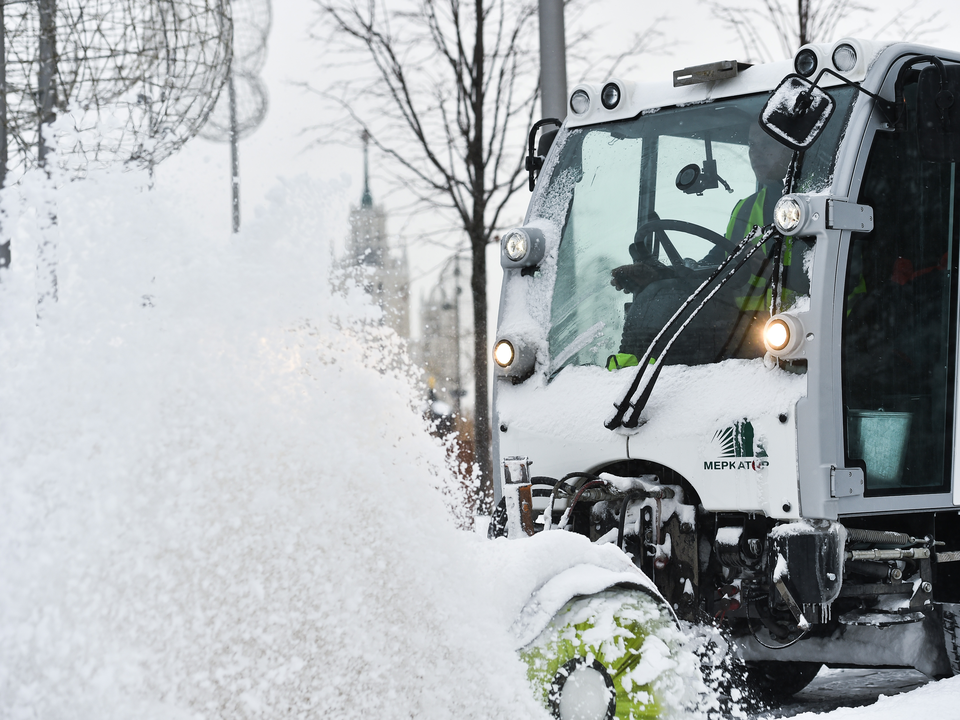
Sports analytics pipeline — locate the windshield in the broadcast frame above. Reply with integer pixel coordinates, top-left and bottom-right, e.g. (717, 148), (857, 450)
(538, 88), (856, 377)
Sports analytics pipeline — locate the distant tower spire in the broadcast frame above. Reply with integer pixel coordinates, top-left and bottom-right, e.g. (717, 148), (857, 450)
(361, 130), (373, 208)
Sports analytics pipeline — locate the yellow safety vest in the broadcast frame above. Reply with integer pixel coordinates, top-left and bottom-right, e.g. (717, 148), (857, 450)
(726, 185), (794, 312)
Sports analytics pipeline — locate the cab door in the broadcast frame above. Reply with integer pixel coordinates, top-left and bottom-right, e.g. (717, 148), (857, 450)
(840, 75), (959, 507)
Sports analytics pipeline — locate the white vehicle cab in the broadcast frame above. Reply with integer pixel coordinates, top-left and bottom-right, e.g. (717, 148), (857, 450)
(492, 40), (960, 718)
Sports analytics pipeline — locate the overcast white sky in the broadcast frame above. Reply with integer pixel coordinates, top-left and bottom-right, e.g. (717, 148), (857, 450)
(156, 0), (960, 349)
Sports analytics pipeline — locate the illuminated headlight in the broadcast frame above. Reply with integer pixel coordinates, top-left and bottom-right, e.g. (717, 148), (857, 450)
(832, 43), (858, 73)
(570, 89), (591, 115)
(765, 318), (790, 352)
(494, 336), (537, 382)
(494, 339), (515, 368)
(774, 196), (803, 234)
(503, 230), (529, 262)
(763, 314), (805, 357)
(500, 226), (545, 268)
(794, 48), (818, 77)
(601, 82), (621, 110)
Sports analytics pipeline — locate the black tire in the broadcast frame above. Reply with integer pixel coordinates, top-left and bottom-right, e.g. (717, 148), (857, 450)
(742, 660), (822, 702)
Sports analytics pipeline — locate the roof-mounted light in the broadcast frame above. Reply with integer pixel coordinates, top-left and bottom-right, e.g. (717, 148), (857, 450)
(827, 38), (870, 81)
(570, 89), (591, 115)
(832, 43), (858, 73)
(794, 48), (818, 77)
(601, 82), (621, 110)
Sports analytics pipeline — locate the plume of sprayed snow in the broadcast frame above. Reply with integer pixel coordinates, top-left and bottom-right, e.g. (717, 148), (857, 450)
(0, 168), (546, 720)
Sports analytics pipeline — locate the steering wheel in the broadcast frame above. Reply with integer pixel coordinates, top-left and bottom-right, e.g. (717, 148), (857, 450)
(634, 219), (737, 269)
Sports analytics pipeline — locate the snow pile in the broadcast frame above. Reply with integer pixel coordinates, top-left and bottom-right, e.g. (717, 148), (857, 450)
(786, 675), (960, 719)
(0, 169), (544, 720)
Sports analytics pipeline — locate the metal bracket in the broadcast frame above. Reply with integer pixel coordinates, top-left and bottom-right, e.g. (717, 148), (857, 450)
(831, 466), (864, 497)
(827, 200), (874, 232)
(910, 558), (934, 609)
(673, 60), (751, 87)
(774, 576), (811, 629)
(502, 456), (535, 538)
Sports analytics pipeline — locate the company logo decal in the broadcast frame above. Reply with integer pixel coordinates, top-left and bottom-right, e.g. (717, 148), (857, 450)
(704, 420), (769, 471)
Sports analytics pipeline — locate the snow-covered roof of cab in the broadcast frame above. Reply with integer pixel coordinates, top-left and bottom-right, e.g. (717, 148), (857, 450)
(563, 38), (893, 131)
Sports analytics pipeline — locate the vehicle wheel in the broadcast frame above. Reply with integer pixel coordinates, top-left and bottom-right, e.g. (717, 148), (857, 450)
(521, 587), (679, 720)
(742, 660), (822, 702)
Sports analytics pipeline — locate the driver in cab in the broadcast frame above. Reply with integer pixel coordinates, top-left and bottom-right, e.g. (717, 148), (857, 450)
(607, 123), (794, 369)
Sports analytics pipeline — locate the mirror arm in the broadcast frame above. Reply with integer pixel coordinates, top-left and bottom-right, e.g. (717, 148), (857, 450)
(891, 55), (953, 131)
(526, 118), (562, 191)
(805, 66), (897, 126)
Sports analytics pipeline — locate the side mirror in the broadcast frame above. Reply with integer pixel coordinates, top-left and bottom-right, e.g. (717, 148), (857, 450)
(526, 118), (562, 190)
(917, 64), (960, 163)
(759, 75), (836, 151)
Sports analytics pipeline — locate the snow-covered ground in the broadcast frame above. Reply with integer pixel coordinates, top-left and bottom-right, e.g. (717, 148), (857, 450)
(763, 668), (960, 719)
(2, 167), (959, 718)
(760, 668), (928, 718)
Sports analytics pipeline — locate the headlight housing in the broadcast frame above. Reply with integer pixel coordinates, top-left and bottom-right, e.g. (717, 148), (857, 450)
(773, 194), (817, 235)
(794, 47), (819, 77)
(503, 231), (528, 262)
(570, 89), (591, 115)
(494, 339), (515, 368)
(500, 226), (546, 268)
(601, 82), (621, 110)
(494, 336), (537, 383)
(774, 196), (803, 234)
(832, 43), (857, 73)
(763, 313), (806, 357)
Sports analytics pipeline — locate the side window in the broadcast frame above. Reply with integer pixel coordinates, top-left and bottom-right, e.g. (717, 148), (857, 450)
(841, 83), (959, 495)
(548, 132), (644, 371)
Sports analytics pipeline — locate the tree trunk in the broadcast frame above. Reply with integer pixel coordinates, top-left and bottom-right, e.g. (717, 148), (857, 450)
(798, 0), (809, 48)
(470, 0), (492, 509)
(471, 228), (491, 509)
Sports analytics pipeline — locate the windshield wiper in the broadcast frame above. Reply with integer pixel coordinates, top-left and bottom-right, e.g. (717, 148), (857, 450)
(606, 224), (782, 430)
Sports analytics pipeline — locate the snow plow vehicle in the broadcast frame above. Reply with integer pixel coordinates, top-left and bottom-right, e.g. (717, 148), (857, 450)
(491, 39), (960, 718)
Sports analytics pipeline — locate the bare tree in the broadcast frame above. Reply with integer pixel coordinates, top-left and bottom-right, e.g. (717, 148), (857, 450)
(3, 0), (233, 179)
(2, 0), (232, 317)
(708, 0), (937, 63)
(310, 0), (541, 506)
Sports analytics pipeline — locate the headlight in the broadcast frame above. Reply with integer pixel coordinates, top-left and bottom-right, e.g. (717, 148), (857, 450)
(794, 48), (818, 77)
(774, 196), (803, 234)
(763, 314), (805, 357)
(570, 89), (591, 115)
(601, 82), (621, 110)
(765, 318), (790, 352)
(832, 43), (857, 73)
(494, 336), (537, 383)
(503, 230), (529, 262)
(500, 226), (545, 268)
(494, 339), (515, 368)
